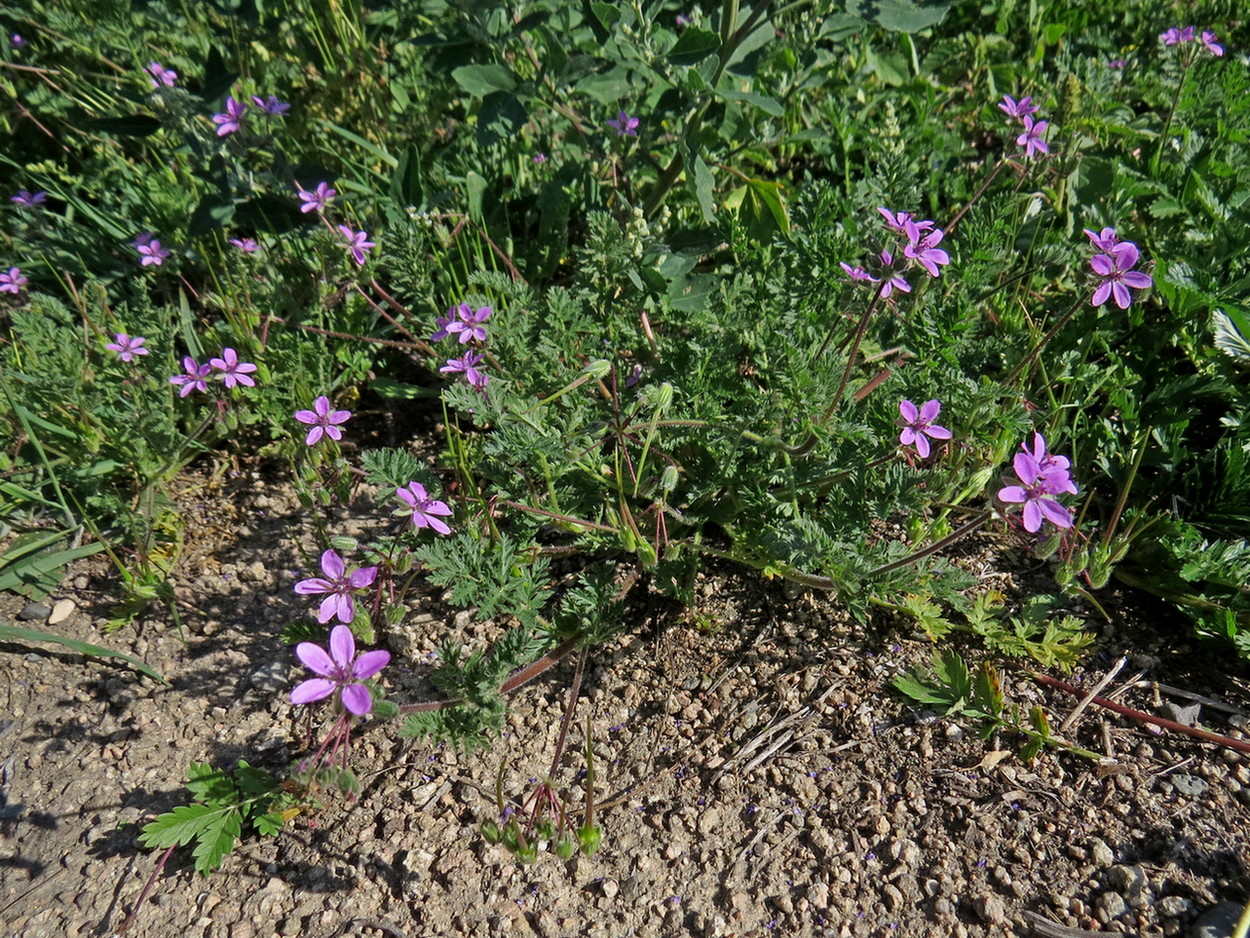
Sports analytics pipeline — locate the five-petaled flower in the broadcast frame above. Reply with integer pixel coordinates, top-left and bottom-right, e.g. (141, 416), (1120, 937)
(209, 347), (258, 389)
(877, 250), (911, 298)
(997, 95), (1038, 122)
(0, 267), (27, 295)
(445, 303), (492, 344)
(1090, 242), (1153, 309)
(251, 94), (291, 116)
(297, 181), (336, 213)
(228, 237), (259, 253)
(1016, 115), (1050, 159)
(440, 350), (489, 390)
(898, 399), (952, 459)
(395, 481), (453, 535)
(294, 550), (378, 625)
(170, 356), (212, 397)
(607, 111), (640, 137)
(290, 624), (390, 716)
(295, 395), (352, 446)
(212, 96), (247, 136)
(997, 435), (1078, 533)
(1159, 26), (1196, 46)
(144, 62), (177, 88)
(136, 237), (170, 267)
(10, 190), (47, 208)
(105, 333), (149, 362)
(1082, 227), (1119, 252)
(903, 228), (950, 278)
(337, 226), (376, 266)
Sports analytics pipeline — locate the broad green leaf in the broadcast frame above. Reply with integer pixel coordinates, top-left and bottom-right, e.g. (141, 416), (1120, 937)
(891, 671), (953, 707)
(716, 88), (784, 117)
(476, 91), (528, 148)
(390, 145), (423, 207)
(0, 541), (107, 595)
(845, 0), (950, 33)
(691, 154), (715, 223)
(668, 28), (720, 66)
(0, 622), (166, 684)
(451, 64), (518, 98)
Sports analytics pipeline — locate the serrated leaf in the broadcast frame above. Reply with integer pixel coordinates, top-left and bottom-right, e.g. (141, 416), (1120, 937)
(932, 650), (971, 700)
(253, 811), (285, 837)
(185, 763), (238, 803)
(139, 803), (220, 849)
(1213, 309), (1250, 365)
(192, 810), (241, 874)
(891, 671), (954, 707)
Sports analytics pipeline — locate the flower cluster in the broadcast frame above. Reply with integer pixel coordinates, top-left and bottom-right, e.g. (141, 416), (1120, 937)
(840, 208), (952, 299)
(997, 433), (1078, 533)
(211, 92), (289, 136)
(998, 94), (1050, 159)
(1160, 26), (1224, 57)
(1082, 227), (1152, 310)
(430, 303), (492, 390)
(169, 347), (257, 396)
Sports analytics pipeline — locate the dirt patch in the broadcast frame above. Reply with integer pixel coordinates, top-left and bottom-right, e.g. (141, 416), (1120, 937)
(2, 470), (1249, 938)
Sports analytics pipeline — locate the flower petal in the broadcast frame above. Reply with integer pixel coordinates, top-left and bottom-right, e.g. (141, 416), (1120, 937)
(294, 577), (332, 595)
(1038, 498), (1073, 528)
(329, 624), (356, 667)
(998, 485), (1027, 504)
(290, 677), (337, 706)
(919, 399), (942, 422)
(320, 549), (345, 580)
(295, 641), (336, 676)
(353, 649), (391, 680)
(899, 400), (919, 422)
(340, 683), (373, 716)
(925, 425), (952, 440)
(1022, 500), (1043, 532)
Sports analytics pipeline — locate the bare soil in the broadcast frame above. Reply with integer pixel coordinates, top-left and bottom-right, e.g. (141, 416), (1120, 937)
(2, 468), (1249, 938)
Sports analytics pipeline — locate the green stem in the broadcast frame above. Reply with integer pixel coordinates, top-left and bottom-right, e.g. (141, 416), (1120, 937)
(819, 275), (889, 425)
(1003, 293), (1086, 388)
(866, 511), (992, 578)
(1100, 426), (1150, 551)
(1150, 53), (1191, 178)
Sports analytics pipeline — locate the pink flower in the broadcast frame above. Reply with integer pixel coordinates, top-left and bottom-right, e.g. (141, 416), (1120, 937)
(840, 262), (878, 283)
(294, 395), (352, 445)
(440, 350), (489, 390)
(105, 333), (150, 362)
(1159, 26), (1195, 46)
(997, 442), (1077, 534)
(212, 96), (247, 136)
(607, 111), (640, 137)
(10, 190), (47, 208)
(290, 624), (390, 716)
(209, 347), (258, 389)
(1016, 115), (1050, 159)
(997, 95), (1038, 122)
(898, 399), (952, 459)
(337, 226), (376, 266)
(169, 356), (212, 397)
(297, 181), (336, 213)
(877, 250), (911, 299)
(1201, 31), (1224, 57)
(878, 207), (934, 238)
(1082, 227), (1119, 252)
(0, 266), (27, 295)
(445, 303), (492, 344)
(137, 239), (171, 267)
(144, 62), (177, 88)
(1090, 242), (1152, 310)
(395, 481), (453, 535)
(294, 550), (378, 625)
(228, 237), (259, 253)
(903, 227), (950, 278)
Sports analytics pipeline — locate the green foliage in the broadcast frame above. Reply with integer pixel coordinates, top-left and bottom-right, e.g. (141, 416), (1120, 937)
(139, 761), (293, 874)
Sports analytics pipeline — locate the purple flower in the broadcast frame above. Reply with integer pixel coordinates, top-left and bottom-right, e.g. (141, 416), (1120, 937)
(297, 181), (336, 213)
(607, 111), (640, 137)
(10, 34), (26, 49)
(212, 96), (247, 136)
(898, 399), (952, 459)
(294, 395), (352, 446)
(878, 207), (933, 238)
(430, 312), (454, 342)
(105, 333), (149, 362)
(10, 190), (47, 208)
(169, 356), (212, 397)
(445, 303), (492, 344)
(294, 549), (378, 625)
(144, 62), (178, 88)
(903, 227), (950, 278)
(228, 237), (259, 253)
(997, 95), (1038, 122)
(137, 238), (170, 267)
(337, 225), (376, 266)
(1082, 227), (1119, 252)
(1160, 26), (1195, 46)
(840, 262), (878, 283)
(877, 250), (911, 299)
(0, 267), (27, 295)
(131, 232), (154, 248)
(396, 481), (454, 535)
(1201, 31), (1224, 57)
(533, 152), (548, 164)
(1107, 59), (1126, 69)
(290, 624), (390, 716)
(1090, 242), (1152, 309)
(1019, 432), (1072, 480)
(440, 350), (489, 390)
(250, 94), (291, 116)
(209, 347), (258, 389)
(998, 443), (1077, 533)
(1016, 115), (1050, 158)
